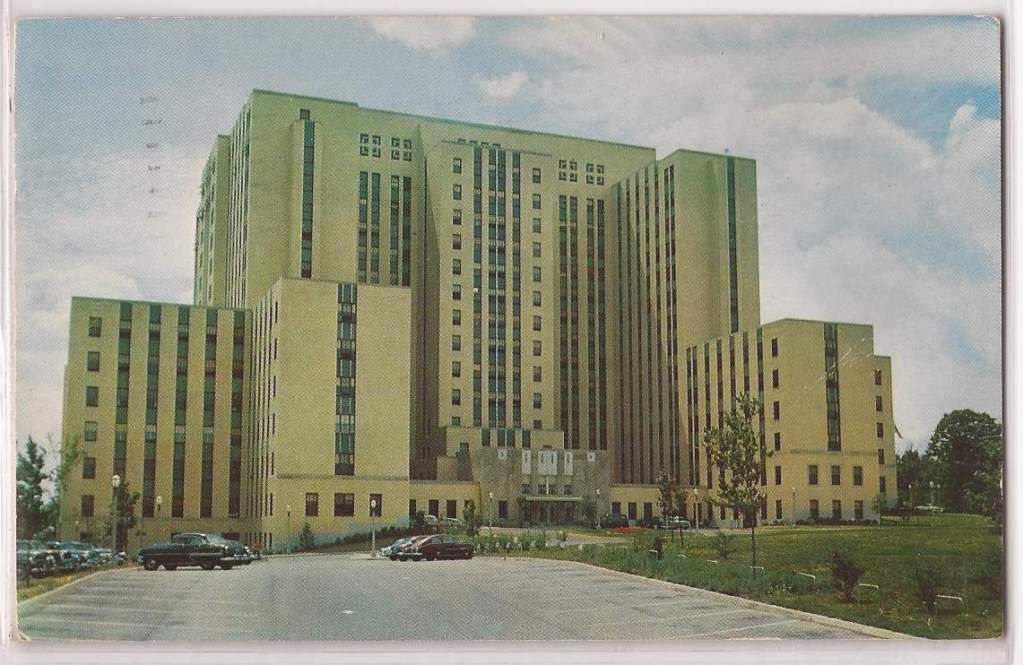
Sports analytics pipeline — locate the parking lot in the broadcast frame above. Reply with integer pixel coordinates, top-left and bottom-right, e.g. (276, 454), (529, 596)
(18, 554), (891, 641)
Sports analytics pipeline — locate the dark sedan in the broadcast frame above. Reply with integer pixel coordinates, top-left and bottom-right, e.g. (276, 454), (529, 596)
(138, 533), (249, 571)
(402, 534), (473, 561)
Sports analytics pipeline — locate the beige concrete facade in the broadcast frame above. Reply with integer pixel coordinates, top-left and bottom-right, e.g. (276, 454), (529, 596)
(58, 90), (898, 553)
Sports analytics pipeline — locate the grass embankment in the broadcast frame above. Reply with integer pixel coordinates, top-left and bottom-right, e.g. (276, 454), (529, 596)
(496, 514), (1002, 639)
(17, 565), (124, 603)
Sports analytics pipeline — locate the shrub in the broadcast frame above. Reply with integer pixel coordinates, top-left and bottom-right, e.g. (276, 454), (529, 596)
(711, 531), (737, 560)
(829, 550), (865, 601)
(914, 566), (942, 614)
(299, 522), (315, 550)
(652, 534), (665, 560)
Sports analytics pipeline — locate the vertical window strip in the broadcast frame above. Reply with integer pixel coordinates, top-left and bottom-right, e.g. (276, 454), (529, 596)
(389, 175), (400, 285)
(825, 323), (842, 451)
(370, 172), (381, 282)
(300, 120), (314, 278)
(726, 157), (739, 333)
(358, 171), (368, 282)
(336, 283), (358, 475)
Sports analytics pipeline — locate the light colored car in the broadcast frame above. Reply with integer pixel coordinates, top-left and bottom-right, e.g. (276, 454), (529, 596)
(381, 537), (416, 560)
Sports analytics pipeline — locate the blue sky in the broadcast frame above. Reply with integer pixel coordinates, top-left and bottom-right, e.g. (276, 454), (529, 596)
(14, 16), (1001, 457)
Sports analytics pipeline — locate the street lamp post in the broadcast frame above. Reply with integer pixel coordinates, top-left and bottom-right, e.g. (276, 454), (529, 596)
(488, 492), (494, 533)
(154, 495), (162, 549)
(286, 505), (292, 554)
(791, 487), (796, 526)
(693, 488), (700, 536)
(595, 488), (601, 530)
(111, 475), (121, 551)
(370, 498), (378, 557)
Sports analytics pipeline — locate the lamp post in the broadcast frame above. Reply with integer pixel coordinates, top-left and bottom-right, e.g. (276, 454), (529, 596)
(595, 488), (601, 530)
(693, 488), (699, 536)
(488, 492), (494, 533)
(791, 487), (796, 526)
(286, 505), (292, 554)
(929, 481), (935, 508)
(370, 498), (378, 557)
(111, 475), (121, 551)
(154, 495), (162, 549)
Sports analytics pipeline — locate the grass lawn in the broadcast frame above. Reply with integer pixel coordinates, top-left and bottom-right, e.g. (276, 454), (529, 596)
(17, 565), (126, 603)
(513, 513), (1003, 639)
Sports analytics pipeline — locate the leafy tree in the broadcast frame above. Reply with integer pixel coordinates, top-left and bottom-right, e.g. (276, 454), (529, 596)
(830, 550), (865, 601)
(106, 481), (139, 551)
(299, 522), (315, 550)
(704, 393), (768, 572)
(463, 501), (479, 536)
(896, 448), (933, 508)
(44, 434), (83, 532)
(928, 410), (1002, 515)
(578, 494), (596, 528)
(16, 437), (49, 539)
(656, 471), (674, 519)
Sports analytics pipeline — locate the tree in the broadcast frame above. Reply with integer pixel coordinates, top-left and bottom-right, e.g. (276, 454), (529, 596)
(928, 410), (1002, 515)
(704, 393), (769, 572)
(656, 471), (674, 520)
(578, 495), (596, 528)
(16, 437), (49, 539)
(896, 448), (933, 508)
(463, 501), (479, 536)
(106, 481), (139, 551)
(830, 550), (865, 601)
(45, 434), (83, 533)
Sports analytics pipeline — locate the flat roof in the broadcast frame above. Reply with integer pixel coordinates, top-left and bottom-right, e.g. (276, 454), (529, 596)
(251, 88), (657, 153)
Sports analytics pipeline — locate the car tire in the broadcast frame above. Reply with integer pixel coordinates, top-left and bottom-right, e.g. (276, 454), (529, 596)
(164, 565), (177, 571)
(388, 555), (398, 561)
(143, 558), (159, 571)
(221, 564), (233, 570)
(201, 561), (215, 571)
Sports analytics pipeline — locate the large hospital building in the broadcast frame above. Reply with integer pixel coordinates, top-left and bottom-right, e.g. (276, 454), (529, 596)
(58, 90), (898, 551)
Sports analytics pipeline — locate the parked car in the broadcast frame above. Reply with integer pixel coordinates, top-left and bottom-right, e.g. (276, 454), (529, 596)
(46, 541), (83, 572)
(601, 513), (629, 528)
(59, 541), (104, 569)
(17, 540), (56, 579)
(395, 535), (435, 561)
(660, 516), (691, 530)
(381, 536), (416, 560)
(241, 545), (256, 564)
(404, 533), (473, 561)
(138, 532), (249, 571)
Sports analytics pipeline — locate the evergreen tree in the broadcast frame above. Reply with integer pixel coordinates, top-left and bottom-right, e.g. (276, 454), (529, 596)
(16, 437), (49, 539)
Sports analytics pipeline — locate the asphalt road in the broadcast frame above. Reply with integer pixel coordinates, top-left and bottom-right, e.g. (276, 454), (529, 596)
(18, 554), (887, 641)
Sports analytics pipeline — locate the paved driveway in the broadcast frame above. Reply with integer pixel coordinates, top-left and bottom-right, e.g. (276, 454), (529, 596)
(18, 555), (890, 641)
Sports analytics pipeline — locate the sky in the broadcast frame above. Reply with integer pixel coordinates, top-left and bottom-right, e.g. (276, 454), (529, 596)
(13, 16), (1002, 460)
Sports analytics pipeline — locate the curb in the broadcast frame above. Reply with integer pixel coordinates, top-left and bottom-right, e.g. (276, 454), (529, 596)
(504, 556), (915, 640)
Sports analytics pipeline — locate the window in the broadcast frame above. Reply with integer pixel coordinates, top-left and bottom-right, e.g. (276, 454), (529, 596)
(453, 209), (462, 225)
(85, 386), (99, 407)
(831, 465), (841, 486)
(532, 291), (542, 306)
(854, 500), (864, 521)
(452, 283), (462, 300)
(531, 167), (541, 184)
(453, 184), (462, 200)
(305, 493), (319, 517)
(771, 338), (779, 356)
(832, 500), (842, 520)
(453, 157), (462, 174)
(446, 499), (457, 519)
(771, 369), (779, 389)
(82, 456), (96, 479)
(853, 466), (863, 486)
(452, 335), (461, 351)
(532, 241), (542, 258)
(808, 465), (819, 485)
(452, 234), (462, 250)
(87, 351), (100, 371)
(498, 500), (508, 519)
(333, 492), (354, 516)
(876, 422), (884, 438)
(452, 259), (462, 275)
(774, 465), (782, 485)
(878, 448), (885, 465)
(532, 218), (542, 233)
(452, 389), (461, 406)
(428, 499), (439, 517)
(452, 309), (462, 325)
(533, 393), (542, 409)
(532, 340), (542, 356)
(531, 193), (541, 210)
(533, 366), (542, 382)
(772, 401), (780, 420)
(533, 315), (542, 332)
(532, 266), (542, 282)
(874, 369), (882, 386)
(88, 317), (102, 337)
(452, 361), (461, 378)
(775, 499), (783, 520)
(370, 493), (382, 517)
(879, 476), (887, 494)
(875, 396), (883, 412)
(372, 135), (381, 145)
(628, 502), (637, 520)
(84, 421), (98, 442)
(81, 494), (94, 518)
(773, 431), (781, 451)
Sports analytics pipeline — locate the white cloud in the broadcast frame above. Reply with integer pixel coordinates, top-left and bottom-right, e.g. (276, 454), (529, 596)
(362, 17), (476, 54)
(477, 71), (529, 103)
